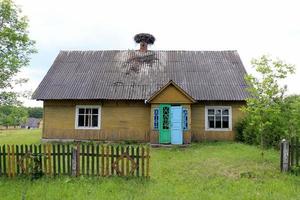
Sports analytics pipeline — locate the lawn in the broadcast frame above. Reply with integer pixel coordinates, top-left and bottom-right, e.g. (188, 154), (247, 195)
(0, 129), (41, 144)
(0, 130), (299, 200)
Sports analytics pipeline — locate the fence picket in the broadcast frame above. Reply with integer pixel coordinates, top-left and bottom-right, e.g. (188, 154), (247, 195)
(11, 145), (15, 177)
(106, 145), (109, 176)
(86, 145), (90, 176)
(146, 146), (150, 178)
(7, 145), (11, 177)
(81, 145), (85, 175)
(110, 145), (114, 175)
(2, 146), (6, 175)
(121, 146), (124, 176)
(62, 145), (66, 174)
(16, 145), (19, 175)
(91, 145), (95, 176)
(96, 145), (99, 176)
(20, 145), (24, 174)
(136, 146), (140, 177)
(101, 145), (104, 176)
(52, 145), (56, 176)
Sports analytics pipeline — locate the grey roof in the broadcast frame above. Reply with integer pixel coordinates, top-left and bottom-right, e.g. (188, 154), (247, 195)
(23, 118), (41, 128)
(33, 50), (249, 101)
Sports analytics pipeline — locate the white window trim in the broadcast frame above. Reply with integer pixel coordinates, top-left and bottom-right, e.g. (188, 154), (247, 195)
(205, 106), (232, 131)
(75, 105), (101, 130)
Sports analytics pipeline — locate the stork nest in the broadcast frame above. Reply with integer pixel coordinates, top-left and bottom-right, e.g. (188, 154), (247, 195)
(134, 33), (155, 44)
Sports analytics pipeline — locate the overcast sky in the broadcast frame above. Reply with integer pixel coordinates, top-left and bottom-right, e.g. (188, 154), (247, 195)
(14, 0), (300, 107)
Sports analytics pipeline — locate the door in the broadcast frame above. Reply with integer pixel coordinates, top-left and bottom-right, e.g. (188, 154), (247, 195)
(171, 106), (183, 144)
(159, 104), (171, 143)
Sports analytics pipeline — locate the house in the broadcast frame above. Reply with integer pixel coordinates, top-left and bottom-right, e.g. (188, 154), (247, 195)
(20, 118), (42, 129)
(33, 35), (248, 144)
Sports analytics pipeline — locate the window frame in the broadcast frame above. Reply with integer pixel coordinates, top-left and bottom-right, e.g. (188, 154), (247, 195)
(153, 107), (160, 130)
(182, 108), (188, 131)
(205, 106), (232, 131)
(75, 105), (101, 130)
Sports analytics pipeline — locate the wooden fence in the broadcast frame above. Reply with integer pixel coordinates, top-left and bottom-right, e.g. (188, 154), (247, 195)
(289, 137), (299, 168)
(0, 144), (150, 178)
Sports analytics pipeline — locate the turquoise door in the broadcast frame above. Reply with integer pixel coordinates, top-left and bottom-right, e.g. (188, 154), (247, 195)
(159, 104), (171, 143)
(171, 106), (183, 144)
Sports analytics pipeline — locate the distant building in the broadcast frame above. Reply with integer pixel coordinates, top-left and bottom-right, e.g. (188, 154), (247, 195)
(21, 118), (42, 129)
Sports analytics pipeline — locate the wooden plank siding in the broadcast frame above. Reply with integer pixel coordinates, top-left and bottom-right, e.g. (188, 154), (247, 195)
(43, 100), (150, 141)
(42, 99), (245, 142)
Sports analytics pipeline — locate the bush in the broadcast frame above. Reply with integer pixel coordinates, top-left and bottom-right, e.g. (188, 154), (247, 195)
(235, 117), (258, 145)
(235, 114), (287, 148)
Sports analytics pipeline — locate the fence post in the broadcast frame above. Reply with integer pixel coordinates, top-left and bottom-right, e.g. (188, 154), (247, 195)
(71, 145), (77, 177)
(280, 139), (290, 172)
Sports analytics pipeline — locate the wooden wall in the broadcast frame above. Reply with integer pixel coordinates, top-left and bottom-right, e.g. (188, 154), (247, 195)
(191, 101), (245, 141)
(43, 100), (245, 143)
(43, 100), (150, 142)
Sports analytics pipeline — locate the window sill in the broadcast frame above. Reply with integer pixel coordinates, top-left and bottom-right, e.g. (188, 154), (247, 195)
(205, 128), (231, 132)
(75, 127), (101, 130)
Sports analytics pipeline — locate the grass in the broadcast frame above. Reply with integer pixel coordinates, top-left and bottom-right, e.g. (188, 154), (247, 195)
(0, 129), (41, 144)
(0, 129), (300, 200)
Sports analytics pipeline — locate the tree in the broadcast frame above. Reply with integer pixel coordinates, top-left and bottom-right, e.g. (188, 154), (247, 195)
(0, 0), (36, 105)
(27, 107), (43, 118)
(241, 55), (295, 149)
(281, 95), (300, 138)
(0, 105), (28, 128)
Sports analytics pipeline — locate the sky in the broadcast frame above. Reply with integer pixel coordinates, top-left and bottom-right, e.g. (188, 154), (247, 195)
(14, 0), (300, 107)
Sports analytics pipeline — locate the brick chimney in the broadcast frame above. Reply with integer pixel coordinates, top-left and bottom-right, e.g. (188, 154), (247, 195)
(140, 42), (148, 52)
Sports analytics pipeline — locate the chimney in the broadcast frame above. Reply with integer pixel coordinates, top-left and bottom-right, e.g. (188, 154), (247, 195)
(140, 42), (148, 52)
(134, 33), (155, 52)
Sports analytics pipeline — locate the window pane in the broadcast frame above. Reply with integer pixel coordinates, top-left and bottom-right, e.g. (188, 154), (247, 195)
(208, 109), (214, 115)
(84, 115), (89, 126)
(183, 109), (188, 130)
(154, 108), (159, 130)
(79, 108), (84, 114)
(92, 109), (98, 114)
(162, 107), (170, 129)
(92, 115), (98, 127)
(85, 109), (91, 114)
(215, 109), (221, 116)
(222, 116), (229, 128)
(78, 115), (84, 126)
(208, 116), (214, 128)
(216, 116), (221, 128)
(222, 109), (229, 115)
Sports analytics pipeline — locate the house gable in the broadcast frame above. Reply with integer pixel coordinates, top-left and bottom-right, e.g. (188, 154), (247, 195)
(147, 81), (196, 104)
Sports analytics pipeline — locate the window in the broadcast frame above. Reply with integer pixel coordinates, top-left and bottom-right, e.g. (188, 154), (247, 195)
(153, 108), (159, 130)
(76, 106), (101, 129)
(205, 106), (231, 131)
(182, 108), (188, 130)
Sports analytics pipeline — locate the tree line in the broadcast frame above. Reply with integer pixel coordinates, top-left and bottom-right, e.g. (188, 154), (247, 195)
(0, 106), (43, 128)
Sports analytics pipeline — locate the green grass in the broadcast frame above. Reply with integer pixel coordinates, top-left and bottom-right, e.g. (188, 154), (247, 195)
(0, 129), (300, 200)
(0, 129), (41, 144)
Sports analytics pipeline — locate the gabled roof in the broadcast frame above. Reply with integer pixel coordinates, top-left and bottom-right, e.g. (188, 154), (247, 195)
(147, 80), (196, 103)
(32, 50), (249, 101)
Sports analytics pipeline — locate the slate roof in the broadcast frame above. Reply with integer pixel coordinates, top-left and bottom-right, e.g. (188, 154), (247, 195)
(21, 118), (41, 128)
(32, 50), (249, 101)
